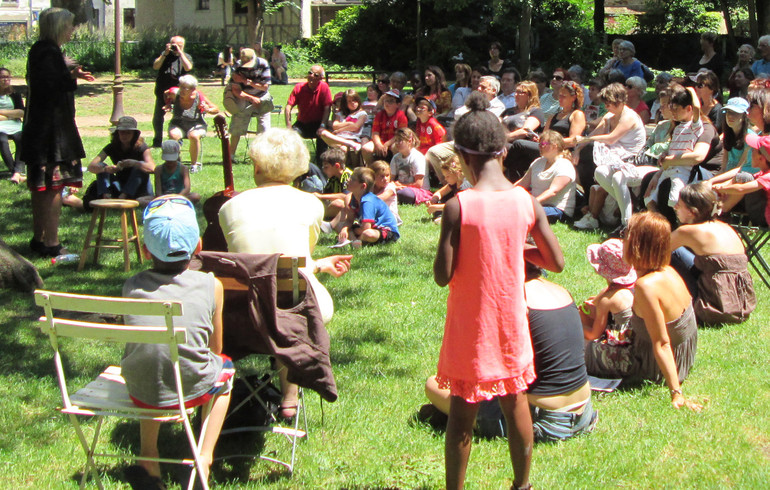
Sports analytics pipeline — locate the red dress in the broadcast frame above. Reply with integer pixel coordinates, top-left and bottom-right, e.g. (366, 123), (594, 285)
(436, 187), (537, 402)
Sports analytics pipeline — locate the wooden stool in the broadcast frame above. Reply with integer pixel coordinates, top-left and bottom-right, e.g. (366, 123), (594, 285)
(78, 199), (143, 272)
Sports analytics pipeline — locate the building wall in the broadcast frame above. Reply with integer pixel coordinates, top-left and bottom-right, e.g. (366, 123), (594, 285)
(136, 0), (174, 28)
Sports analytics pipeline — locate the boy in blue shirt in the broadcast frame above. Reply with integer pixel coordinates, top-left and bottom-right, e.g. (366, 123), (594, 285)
(337, 167), (399, 248)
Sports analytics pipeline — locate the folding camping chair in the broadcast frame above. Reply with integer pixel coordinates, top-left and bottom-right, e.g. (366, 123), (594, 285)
(730, 213), (770, 289)
(208, 255), (309, 473)
(34, 290), (214, 490)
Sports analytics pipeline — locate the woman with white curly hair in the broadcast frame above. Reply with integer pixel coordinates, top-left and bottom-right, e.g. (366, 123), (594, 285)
(218, 128), (352, 419)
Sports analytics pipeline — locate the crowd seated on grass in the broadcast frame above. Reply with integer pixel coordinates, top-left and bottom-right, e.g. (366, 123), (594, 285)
(14, 27), (770, 488)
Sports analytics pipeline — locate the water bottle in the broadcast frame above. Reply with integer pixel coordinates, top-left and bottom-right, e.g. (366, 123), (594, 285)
(51, 253), (80, 265)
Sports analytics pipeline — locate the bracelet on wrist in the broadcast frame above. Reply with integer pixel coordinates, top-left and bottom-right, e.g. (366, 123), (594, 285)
(670, 388), (682, 397)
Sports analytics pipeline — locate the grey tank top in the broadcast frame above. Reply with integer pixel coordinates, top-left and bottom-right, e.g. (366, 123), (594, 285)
(121, 269), (223, 407)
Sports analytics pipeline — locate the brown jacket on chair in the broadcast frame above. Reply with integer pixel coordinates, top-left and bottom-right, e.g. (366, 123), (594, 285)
(192, 251), (338, 402)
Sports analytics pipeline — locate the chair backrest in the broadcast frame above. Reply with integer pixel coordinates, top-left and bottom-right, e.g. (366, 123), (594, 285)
(216, 256), (307, 303)
(34, 290), (186, 410)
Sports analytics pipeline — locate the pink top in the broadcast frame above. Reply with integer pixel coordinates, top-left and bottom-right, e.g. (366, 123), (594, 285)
(436, 187), (537, 402)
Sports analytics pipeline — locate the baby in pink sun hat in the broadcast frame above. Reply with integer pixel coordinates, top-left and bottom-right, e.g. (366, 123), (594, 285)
(579, 239), (637, 342)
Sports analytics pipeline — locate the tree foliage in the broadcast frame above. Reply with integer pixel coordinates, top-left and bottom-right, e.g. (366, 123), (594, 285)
(637, 0), (723, 34)
(310, 0), (603, 74)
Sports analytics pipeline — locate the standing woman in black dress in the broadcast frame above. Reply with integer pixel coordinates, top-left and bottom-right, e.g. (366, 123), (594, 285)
(22, 8), (93, 257)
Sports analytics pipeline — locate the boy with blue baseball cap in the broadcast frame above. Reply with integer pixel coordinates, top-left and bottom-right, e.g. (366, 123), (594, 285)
(121, 195), (232, 488)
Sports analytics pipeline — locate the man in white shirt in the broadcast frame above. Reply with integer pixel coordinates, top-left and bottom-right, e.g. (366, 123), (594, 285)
(495, 69), (518, 110)
(454, 76), (505, 120)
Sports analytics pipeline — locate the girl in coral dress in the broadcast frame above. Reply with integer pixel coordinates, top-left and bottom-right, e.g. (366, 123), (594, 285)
(433, 93), (565, 490)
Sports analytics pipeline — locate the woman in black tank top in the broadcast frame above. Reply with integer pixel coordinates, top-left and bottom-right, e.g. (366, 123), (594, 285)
(544, 80), (586, 148)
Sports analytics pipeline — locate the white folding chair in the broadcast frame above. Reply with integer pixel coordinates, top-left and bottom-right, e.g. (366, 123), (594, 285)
(34, 290), (214, 490)
(203, 254), (309, 473)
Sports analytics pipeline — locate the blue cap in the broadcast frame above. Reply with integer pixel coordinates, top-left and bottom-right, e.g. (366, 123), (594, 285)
(723, 97), (750, 115)
(143, 196), (199, 262)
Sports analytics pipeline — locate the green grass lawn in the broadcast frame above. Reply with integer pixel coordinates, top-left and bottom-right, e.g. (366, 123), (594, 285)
(1, 77), (769, 488)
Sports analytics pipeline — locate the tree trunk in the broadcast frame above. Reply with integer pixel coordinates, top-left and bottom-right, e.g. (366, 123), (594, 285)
(760, 0), (770, 40)
(748, 0), (759, 42)
(519, 0), (532, 76)
(300, 0), (312, 38)
(594, 0), (605, 34)
(720, 0), (736, 59)
(247, 0), (266, 48)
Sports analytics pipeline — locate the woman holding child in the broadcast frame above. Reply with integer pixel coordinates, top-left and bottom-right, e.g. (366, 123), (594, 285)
(585, 212), (701, 412)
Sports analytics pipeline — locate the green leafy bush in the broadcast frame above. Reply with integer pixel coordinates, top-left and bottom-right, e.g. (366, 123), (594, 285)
(638, 0), (721, 34)
(606, 14), (639, 35)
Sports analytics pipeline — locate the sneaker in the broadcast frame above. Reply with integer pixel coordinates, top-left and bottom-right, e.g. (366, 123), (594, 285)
(574, 214), (599, 230)
(190, 162), (202, 174)
(320, 221), (333, 234)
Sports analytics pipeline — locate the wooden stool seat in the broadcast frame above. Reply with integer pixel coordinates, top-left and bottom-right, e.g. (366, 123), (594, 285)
(78, 199), (143, 272)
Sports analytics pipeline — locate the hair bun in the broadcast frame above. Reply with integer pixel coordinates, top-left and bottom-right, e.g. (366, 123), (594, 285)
(465, 91), (490, 112)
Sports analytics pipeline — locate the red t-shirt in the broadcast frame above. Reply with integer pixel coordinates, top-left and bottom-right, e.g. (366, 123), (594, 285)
(286, 81), (333, 123)
(416, 117), (446, 154)
(372, 109), (408, 143)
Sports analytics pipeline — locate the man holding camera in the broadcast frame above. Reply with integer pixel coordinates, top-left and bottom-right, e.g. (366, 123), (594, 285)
(152, 36), (193, 148)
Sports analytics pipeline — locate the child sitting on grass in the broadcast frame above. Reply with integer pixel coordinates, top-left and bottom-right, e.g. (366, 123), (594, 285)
(320, 160), (401, 235)
(121, 195), (232, 489)
(318, 89), (369, 151)
(426, 156), (470, 223)
(336, 167), (399, 248)
(313, 148), (352, 220)
(415, 97), (447, 155)
(579, 239), (636, 342)
(369, 160), (401, 226)
(390, 127), (433, 205)
(153, 140), (201, 204)
(361, 89), (409, 165)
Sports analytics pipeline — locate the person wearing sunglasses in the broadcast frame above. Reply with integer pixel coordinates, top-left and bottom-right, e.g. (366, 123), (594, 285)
(694, 70), (723, 134)
(284, 64), (333, 164)
(624, 76), (651, 125)
(538, 68), (570, 119)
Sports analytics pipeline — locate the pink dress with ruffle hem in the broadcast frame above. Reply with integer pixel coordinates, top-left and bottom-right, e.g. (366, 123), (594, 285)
(436, 187), (537, 403)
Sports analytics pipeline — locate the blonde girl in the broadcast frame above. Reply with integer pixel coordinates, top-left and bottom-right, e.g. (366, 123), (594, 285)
(516, 130), (577, 221)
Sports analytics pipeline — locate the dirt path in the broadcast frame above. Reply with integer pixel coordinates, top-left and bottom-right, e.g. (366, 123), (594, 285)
(69, 75), (366, 137)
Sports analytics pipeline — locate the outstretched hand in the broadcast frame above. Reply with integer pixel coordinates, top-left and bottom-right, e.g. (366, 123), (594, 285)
(72, 66), (95, 82)
(315, 255), (353, 277)
(671, 393), (703, 412)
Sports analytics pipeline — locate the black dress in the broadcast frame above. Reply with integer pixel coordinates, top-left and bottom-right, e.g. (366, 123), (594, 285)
(21, 39), (84, 190)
